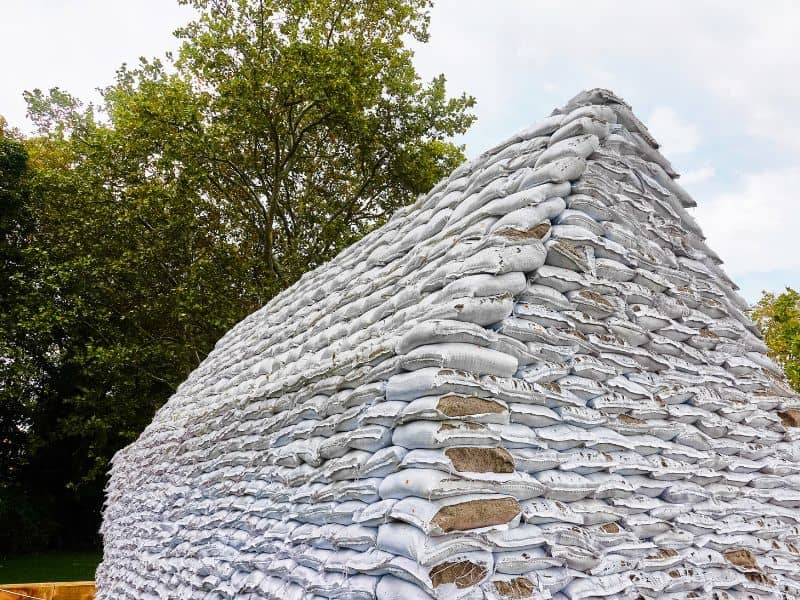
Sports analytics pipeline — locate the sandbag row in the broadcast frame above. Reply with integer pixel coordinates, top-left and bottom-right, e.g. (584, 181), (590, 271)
(96, 88), (800, 600)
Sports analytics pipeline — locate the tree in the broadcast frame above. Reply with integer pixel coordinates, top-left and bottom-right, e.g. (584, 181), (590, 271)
(3, 0), (474, 552)
(0, 89), (261, 553)
(106, 0), (475, 293)
(0, 120), (46, 552)
(752, 288), (800, 393)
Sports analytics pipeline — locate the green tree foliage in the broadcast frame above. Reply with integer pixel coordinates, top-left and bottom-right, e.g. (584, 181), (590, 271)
(752, 288), (800, 392)
(0, 120), (49, 551)
(1, 0), (474, 553)
(1, 92), (257, 553)
(107, 0), (475, 291)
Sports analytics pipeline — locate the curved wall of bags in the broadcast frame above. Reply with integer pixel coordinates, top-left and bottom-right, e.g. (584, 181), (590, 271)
(96, 89), (800, 600)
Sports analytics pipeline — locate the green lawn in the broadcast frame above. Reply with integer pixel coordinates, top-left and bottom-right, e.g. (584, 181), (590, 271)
(0, 551), (101, 584)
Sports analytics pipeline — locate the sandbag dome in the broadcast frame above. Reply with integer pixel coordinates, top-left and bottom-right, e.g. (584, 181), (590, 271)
(97, 89), (800, 600)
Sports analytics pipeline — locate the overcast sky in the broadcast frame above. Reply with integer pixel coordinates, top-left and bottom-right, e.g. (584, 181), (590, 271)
(2, 1), (799, 302)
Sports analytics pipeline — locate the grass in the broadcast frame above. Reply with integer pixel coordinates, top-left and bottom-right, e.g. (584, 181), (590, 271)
(0, 551), (101, 584)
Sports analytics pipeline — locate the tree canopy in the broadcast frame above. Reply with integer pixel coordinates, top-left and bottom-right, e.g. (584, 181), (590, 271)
(752, 288), (800, 393)
(0, 0), (474, 554)
(106, 0), (475, 292)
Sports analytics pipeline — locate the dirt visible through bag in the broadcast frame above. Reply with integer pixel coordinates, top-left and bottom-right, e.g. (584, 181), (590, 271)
(445, 446), (515, 473)
(429, 560), (487, 588)
(496, 222), (551, 240)
(493, 577), (535, 598)
(778, 409), (800, 428)
(432, 497), (520, 532)
(438, 395), (505, 417)
(724, 549), (759, 570)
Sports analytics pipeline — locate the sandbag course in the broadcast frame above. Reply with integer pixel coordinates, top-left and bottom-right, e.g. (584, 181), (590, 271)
(96, 88), (800, 600)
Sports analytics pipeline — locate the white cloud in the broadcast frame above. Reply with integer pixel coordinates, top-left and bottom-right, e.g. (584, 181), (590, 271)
(701, 4), (800, 152)
(694, 168), (800, 276)
(646, 107), (701, 155)
(0, 0), (193, 130)
(542, 81), (558, 93)
(680, 166), (716, 186)
(411, 0), (800, 157)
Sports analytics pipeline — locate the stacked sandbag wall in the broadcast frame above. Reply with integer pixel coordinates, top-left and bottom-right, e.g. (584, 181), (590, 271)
(96, 89), (800, 600)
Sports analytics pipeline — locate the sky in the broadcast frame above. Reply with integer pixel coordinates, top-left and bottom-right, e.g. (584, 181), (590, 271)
(2, 1), (799, 303)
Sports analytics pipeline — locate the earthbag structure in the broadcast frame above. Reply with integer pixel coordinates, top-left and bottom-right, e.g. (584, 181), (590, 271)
(97, 89), (800, 600)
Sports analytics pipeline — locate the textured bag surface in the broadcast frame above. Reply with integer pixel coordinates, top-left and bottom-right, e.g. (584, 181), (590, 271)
(97, 89), (800, 600)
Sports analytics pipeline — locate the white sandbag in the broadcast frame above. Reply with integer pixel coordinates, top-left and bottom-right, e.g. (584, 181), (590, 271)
(595, 258), (636, 282)
(532, 264), (585, 292)
(472, 182), (572, 228)
(518, 283), (572, 311)
(544, 239), (592, 273)
(514, 303), (572, 330)
(399, 343), (519, 377)
(556, 208), (603, 234)
(536, 424), (597, 450)
(521, 498), (584, 525)
(562, 573), (630, 599)
(569, 499), (628, 526)
(386, 368), (491, 402)
(440, 272), (527, 301)
(376, 523), (485, 566)
(376, 575), (434, 600)
(457, 243), (548, 278)
(490, 197), (567, 234)
(379, 468), (545, 501)
(401, 447), (515, 475)
(392, 420), (500, 449)
(535, 134), (600, 168)
(511, 448), (562, 473)
(481, 523), (547, 551)
(557, 376), (605, 401)
(495, 547), (563, 573)
(606, 317), (649, 346)
(348, 425), (392, 452)
(390, 494), (522, 535)
(449, 180), (567, 226)
(401, 395), (509, 424)
(506, 403), (560, 429)
(360, 401), (408, 427)
(562, 103), (618, 125)
(535, 470), (597, 501)
(550, 116), (611, 145)
(558, 449), (615, 474)
(397, 320), (498, 354)
(354, 499), (397, 526)
(520, 156), (587, 187)
(433, 293), (515, 326)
